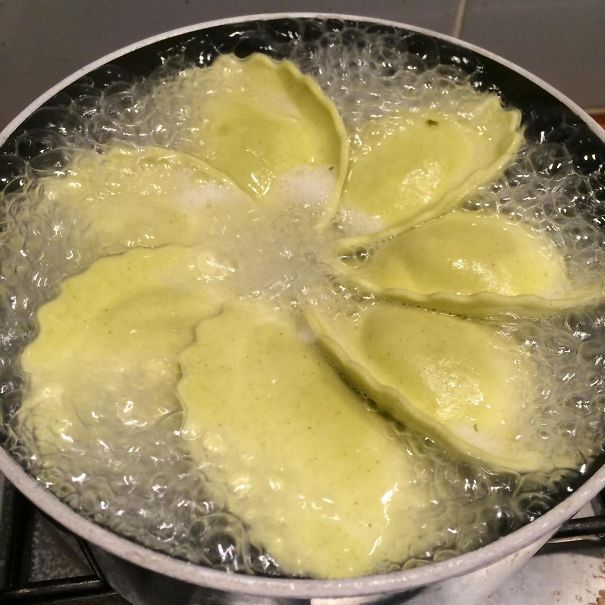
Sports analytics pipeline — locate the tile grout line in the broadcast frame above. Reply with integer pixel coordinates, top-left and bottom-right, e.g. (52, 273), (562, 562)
(452, 0), (468, 38)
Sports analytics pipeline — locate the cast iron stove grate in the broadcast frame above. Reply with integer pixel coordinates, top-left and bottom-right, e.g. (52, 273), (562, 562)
(0, 480), (123, 604)
(0, 478), (605, 605)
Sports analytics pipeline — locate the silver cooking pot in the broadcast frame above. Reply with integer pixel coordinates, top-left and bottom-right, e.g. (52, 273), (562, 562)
(1, 14), (604, 605)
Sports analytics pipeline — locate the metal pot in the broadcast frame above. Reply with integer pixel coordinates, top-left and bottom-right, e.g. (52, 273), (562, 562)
(1, 13), (604, 605)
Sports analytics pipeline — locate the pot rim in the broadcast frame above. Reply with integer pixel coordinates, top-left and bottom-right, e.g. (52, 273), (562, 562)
(1, 12), (605, 599)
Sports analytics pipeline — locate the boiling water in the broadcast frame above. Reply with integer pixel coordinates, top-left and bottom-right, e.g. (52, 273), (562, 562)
(1, 20), (605, 576)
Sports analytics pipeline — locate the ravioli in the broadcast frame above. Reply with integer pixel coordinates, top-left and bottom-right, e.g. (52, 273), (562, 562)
(39, 145), (254, 254)
(178, 302), (433, 579)
(306, 302), (575, 472)
(20, 246), (225, 451)
(340, 97), (522, 234)
(339, 211), (596, 316)
(157, 53), (348, 221)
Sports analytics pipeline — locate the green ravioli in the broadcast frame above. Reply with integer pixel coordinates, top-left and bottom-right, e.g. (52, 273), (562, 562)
(178, 302), (434, 579)
(39, 144), (254, 254)
(338, 211), (599, 316)
(306, 302), (576, 473)
(20, 245), (225, 451)
(155, 53), (348, 222)
(340, 97), (522, 234)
